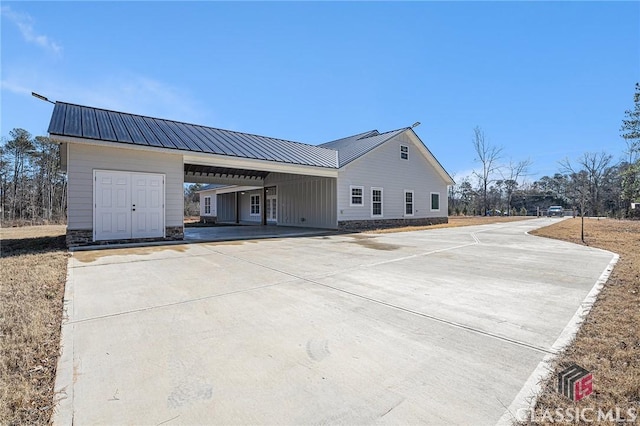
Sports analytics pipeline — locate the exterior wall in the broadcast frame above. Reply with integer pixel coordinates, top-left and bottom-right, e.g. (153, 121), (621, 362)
(198, 189), (218, 223)
(238, 189), (262, 223)
(65, 142), (184, 239)
(337, 133), (449, 223)
(217, 192), (236, 222)
(264, 172), (337, 228)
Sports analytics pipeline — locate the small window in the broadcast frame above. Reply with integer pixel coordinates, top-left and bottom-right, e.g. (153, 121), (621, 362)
(350, 186), (364, 206)
(404, 190), (414, 216)
(250, 194), (260, 216)
(371, 188), (383, 217)
(431, 192), (440, 211)
(400, 145), (409, 160)
(204, 196), (211, 214)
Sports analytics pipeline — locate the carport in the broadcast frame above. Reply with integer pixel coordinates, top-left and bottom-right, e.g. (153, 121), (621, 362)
(48, 102), (339, 246)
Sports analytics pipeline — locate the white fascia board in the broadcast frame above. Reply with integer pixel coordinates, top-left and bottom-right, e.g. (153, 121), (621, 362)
(195, 185), (235, 194)
(214, 185), (262, 195)
(51, 135), (339, 178)
(49, 135), (183, 157)
(183, 153), (338, 178)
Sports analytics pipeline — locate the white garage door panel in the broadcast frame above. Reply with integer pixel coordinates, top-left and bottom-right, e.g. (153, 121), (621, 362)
(95, 172), (131, 240)
(131, 173), (165, 239)
(94, 171), (165, 241)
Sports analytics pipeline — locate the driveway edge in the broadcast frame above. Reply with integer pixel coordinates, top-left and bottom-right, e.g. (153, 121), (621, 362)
(495, 252), (619, 425)
(51, 257), (75, 426)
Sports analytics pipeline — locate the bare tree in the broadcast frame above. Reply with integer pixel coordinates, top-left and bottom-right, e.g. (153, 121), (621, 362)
(580, 152), (613, 216)
(500, 158), (532, 215)
(472, 126), (502, 215)
(560, 152), (613, 242)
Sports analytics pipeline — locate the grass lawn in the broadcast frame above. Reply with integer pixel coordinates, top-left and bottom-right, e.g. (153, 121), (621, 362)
(528, 218), (640, 424)
(0, 225), (67, 425)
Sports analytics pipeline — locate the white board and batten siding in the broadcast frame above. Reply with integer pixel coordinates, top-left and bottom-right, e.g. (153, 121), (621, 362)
(66, 143), (183, 233)
(199, 189), (218, 217)
(238, 189), (262, 223)
(265, 172), (337, 228)
(337, 133), (449, 221)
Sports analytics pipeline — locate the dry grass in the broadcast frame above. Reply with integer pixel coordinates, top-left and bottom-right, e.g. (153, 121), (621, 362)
(368, 215), (535, 234)
(527, 218), (640, 424)
(0, 225), (68, 425)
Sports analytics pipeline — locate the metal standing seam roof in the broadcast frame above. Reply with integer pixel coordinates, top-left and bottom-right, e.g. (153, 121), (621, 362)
(47, 102), (339, 169)
(319, 128), (410, 167)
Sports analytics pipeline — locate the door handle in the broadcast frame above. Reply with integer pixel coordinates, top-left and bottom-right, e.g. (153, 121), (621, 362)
(132, 204), (136, 212)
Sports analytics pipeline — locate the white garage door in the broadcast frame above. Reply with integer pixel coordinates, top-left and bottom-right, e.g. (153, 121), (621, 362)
(94, 170), (165, 241)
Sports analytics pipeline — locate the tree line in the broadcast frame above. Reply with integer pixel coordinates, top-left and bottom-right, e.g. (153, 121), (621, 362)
(449, 84), (640, 219)
(0, 129), (67, 225)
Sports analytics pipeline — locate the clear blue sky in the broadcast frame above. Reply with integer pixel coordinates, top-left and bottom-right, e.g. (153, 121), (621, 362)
(2, 1), (638, 181)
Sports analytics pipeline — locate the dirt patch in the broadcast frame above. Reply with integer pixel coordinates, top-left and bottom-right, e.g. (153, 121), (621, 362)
(0, 226), (68, 425)
(368, 216), (534, 234)
(526, 218), (640, 424)
(73, 245), (189, 263)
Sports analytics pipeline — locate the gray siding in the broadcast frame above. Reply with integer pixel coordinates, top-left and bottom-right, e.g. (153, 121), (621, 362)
(337, 133), (448, 221)
(216, 192), (236, 222)
(264, 173), (337, 229)
(238, 189), (262, 223)
(66, 143), (183, 230)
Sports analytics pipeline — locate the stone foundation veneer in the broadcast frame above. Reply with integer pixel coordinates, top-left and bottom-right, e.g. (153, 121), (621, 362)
(338, 217), (448, 231)
(66, 229), (93, 247)
(66, 226), (184, 247)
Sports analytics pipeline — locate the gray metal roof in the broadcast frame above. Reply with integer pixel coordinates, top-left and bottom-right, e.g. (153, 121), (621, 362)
(320, 128), (409, 167)
(48, 102), (338, 168)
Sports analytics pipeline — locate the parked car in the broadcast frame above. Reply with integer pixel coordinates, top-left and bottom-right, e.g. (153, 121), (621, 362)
(547, 206), (564, 217)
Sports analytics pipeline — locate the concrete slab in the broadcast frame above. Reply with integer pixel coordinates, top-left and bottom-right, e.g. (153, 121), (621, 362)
(184, 224), (335, 242)
(53, 218), (616, 425)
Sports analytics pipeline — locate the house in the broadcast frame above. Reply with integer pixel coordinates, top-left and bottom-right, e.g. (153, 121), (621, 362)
(47, 101), (454, 246)
(197, 184), (223, 223)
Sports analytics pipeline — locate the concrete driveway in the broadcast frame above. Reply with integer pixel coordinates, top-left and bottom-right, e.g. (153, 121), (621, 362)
(54, 218), (616, 425)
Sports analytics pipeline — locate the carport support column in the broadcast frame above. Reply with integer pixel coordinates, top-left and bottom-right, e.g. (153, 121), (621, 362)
(235, 192), (239, 224)
(262, 187), (267, 226)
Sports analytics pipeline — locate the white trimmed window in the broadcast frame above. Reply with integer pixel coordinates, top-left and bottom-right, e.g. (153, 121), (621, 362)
(204, 196), (211, 214)
(400, 145), (409, 160)
(431, 192), (440, 211)
(371, 188), (383, 217)
(350, 186), (364, 206)
(404, 190), (414, 216)
(250, 194), (260, 216)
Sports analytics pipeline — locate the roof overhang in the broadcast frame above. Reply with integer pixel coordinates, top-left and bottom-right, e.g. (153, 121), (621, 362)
(182, 152), (338, 178)
(52, 134), (339, 179)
